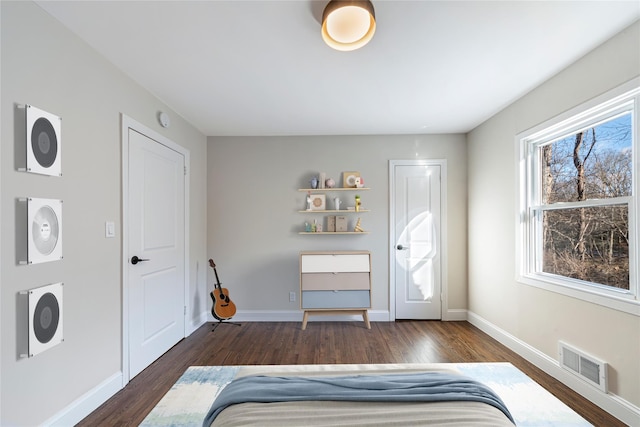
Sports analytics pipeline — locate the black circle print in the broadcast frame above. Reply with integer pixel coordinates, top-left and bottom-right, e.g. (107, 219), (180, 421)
(31, 117), (58, 168)
(34, 292), (59, 344)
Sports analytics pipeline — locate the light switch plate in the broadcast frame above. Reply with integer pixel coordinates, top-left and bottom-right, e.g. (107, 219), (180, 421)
(105, 221), (115, 238)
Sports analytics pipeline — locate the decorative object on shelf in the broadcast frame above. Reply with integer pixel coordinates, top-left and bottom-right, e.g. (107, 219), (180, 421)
(310, 194), (326, 211)
(333, 197), (342, 210)
(336, 215), (347, 232)
(354, 218), (365, 232)
(298, 187), (369, 193)
(319, 172), (326, 189)
(327, 216), (336, 232)
(325, 178), (335, 188)
(343, 171), (360, 188)
(355, 176), (365, 188)
(297, 178), (370, 235)
(355, 195), (361, 212)
(310, 176), (319, 189)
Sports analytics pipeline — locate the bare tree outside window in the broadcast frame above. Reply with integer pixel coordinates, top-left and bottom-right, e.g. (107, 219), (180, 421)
(538, 113), (632, 290)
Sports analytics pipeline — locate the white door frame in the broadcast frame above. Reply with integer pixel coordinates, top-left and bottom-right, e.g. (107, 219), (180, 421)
(389, 159), (448, 321)
(121, 114), (190, 385)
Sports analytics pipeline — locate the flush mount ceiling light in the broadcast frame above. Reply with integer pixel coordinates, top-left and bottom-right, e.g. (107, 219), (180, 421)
(321, 0), (376, 51)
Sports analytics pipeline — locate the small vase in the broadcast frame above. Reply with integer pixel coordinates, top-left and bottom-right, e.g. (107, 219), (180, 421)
(334, 197), (342, 210)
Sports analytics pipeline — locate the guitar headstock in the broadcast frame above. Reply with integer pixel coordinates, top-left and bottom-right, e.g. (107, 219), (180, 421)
(209, 259), (216, 268)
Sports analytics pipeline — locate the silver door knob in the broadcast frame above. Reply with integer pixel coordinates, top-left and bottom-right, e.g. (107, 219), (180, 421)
(396, 244), (409, 250)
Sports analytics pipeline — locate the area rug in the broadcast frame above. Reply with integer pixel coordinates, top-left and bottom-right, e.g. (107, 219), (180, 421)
(140, 362), (591, 426)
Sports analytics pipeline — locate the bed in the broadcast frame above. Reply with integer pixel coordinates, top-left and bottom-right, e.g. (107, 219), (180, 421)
(202, 364), (515, 426)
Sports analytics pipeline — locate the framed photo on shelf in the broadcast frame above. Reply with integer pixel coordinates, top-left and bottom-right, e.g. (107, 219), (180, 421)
(310, 194), (326, 211)
(343, 171), (361, 188)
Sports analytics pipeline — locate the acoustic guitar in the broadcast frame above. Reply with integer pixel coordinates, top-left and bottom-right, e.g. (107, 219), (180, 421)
(209, 259), (237, 321)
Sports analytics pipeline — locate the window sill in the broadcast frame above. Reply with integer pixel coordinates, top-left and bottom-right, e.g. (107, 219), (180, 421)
(517, 274), (640, 317)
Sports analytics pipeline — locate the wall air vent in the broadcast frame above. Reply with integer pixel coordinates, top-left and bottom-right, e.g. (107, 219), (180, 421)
(559, 341), (608, 393)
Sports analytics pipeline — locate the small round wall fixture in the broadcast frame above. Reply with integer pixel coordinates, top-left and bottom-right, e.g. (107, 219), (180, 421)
(158, 111), (170, 128)
(322, 0), (376, 51)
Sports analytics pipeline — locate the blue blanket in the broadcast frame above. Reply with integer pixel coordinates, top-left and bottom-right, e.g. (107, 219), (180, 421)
(202, 372), (515, 426)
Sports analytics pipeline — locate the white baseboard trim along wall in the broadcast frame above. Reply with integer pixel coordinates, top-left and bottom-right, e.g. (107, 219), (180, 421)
(228, 308), (468, 323)
(229, 309), (390, 323)
(44, 372), (122, 426)
(467, 311), (640, 426)
(190, 310), (209, 334)
(443, 308), (468, 321)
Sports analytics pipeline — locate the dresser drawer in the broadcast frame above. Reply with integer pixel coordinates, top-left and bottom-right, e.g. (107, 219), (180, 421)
(301, 272), (369, 291)
(301, 254), (370, 273)
(301, 290), (370, 309)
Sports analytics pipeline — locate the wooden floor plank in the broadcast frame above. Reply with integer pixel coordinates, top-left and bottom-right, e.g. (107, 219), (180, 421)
(76, 321), (625, 426)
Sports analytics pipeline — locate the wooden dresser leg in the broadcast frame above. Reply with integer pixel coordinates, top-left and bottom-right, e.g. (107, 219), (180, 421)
(362, 310), (371, 329)
(302, 311), (309, 330)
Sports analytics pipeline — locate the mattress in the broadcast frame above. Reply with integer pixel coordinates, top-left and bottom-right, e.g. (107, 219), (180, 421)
(203, 364), (515, 427)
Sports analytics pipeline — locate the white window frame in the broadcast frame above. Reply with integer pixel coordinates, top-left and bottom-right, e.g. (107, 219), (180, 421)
(516, 78), (640, 316)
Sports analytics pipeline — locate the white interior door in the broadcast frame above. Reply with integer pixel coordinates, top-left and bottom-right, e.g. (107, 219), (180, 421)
(391, 161), (442, 320)
(127, 128), (185, 379)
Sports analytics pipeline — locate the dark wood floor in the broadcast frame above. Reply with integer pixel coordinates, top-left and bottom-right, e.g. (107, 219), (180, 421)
(77, 321), (624, 426)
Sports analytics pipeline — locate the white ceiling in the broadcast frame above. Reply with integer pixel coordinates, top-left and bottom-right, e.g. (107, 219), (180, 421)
(35, 1), (639, 136)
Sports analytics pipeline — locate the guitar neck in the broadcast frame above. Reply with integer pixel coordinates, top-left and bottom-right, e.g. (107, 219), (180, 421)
(213, 268), (222, 290)
(209, 259), (224, 291)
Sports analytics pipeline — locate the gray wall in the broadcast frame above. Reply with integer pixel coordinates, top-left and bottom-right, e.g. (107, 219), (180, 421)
(1, 2), (208, 425)
(207, 135), (468, 318)
(467, 21), (640, 408)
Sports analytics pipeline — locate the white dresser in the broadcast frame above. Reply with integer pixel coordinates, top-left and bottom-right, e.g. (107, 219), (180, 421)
(299, 250), (371, 330)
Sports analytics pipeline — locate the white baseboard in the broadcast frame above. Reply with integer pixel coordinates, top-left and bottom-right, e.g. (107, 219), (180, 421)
(223, 310), (466, 323)
(467, 311), (640, 426)
(45, 311), (209, 426)
(444, 308), (467, 321)
(217, 309), (391, 323)
(45, 372), (122, 427)
(189, 310), (208, 334)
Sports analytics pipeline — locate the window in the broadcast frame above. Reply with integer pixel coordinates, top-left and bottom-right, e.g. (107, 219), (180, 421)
(517, 80), (639, 315)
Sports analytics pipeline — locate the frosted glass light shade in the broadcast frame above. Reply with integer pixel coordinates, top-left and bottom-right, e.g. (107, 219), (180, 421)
(322, 1), (376, 51)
